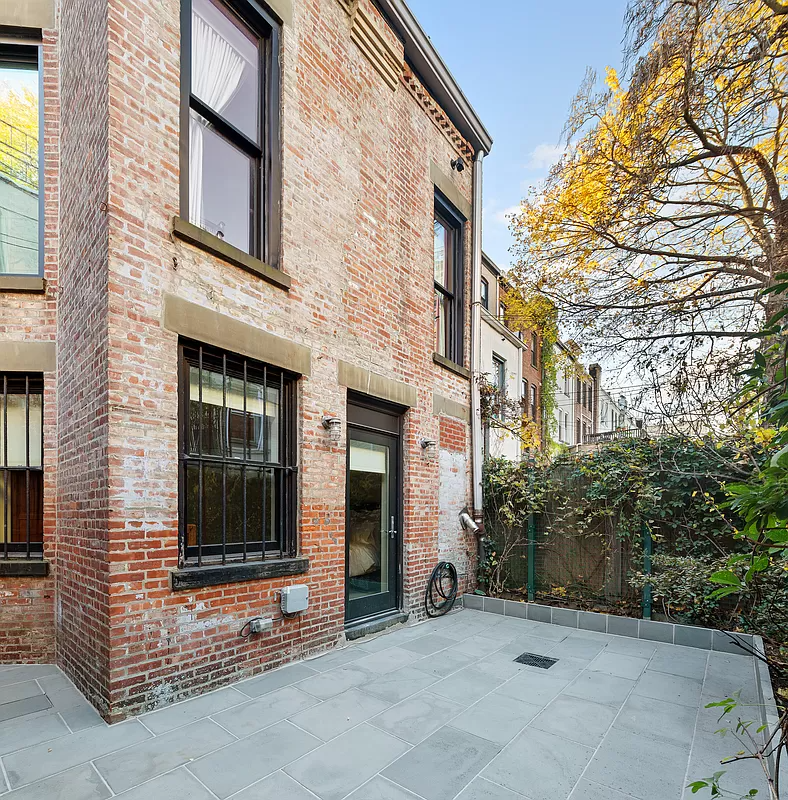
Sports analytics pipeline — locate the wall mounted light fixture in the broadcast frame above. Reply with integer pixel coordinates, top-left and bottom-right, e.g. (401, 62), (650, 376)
(322, 416), (342, 443)
(419, 438), (437, 450)
(451, 156), (465, 172)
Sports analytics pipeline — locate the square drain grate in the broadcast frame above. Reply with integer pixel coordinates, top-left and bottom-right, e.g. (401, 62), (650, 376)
(513, 652), (558, 669)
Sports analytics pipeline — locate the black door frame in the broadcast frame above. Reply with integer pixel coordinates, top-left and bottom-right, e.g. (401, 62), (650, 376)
(344, 393), (404, 625)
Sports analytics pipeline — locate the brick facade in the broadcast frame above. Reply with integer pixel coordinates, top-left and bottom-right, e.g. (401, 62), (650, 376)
(0, 26), (59, 665)
(0, 0), (488, 720)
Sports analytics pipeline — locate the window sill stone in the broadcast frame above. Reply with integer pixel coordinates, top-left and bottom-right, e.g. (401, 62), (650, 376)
(171, 556), (309, 591)
(0, 559), (49, 578)
(0, 276), (45, 293)
(433, 352), (470, 379)
(172, 217), (291, 291)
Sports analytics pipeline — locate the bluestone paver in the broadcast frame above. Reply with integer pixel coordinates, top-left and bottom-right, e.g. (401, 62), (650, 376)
(584, 727), (689, 800)
(633, 670), (702, 707)
(495, 669), (569, 707)
(285, 723), (409, 800)
(2, 763), (110, 800)
(3, 721), (151, 789)
(140, 686), (247, 735)
(235, 662), (317, 699)
(399, 634), (455, 656)
(0, 681), (42, 707)
(613, 693), (697, 746)
(548, 636), (606, 661)
(482, 727), (594, 800)
(0, 609), (774, 800)
(307, 647), (366, 672)
(568, 778), (637, 800)
(455, 777), (527, 799)
(447, 692), (541, 745)
(562, 671), (635, 707)
(383, 727), (501, 800)
(345, 775), (423, 799)
(361, 665), (439, 703)
(211, 685), (318, 738)
(430, 667), (503, 706)
(232, 770), (321, 800)
(113, 767), (215, 800)
(370, 691), (464, 744)
(0, 695), (52, 723)
(187, 720), (320, 799)
(413, 648), (477, 678)
(649, 645), (708, 680)
(0, 665), (58, 687)
(298, 664), (375, 700)
(93, 718), (235, 793)
(290, 687), (390, 741)
(0, 710), (70, 756)
(354, 647), (423, 674)
(530, 694), (617, 746)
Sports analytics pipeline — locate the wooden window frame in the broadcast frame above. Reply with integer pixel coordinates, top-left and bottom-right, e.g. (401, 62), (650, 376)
(0, 373), (43, 559)
(179, 0), (282, 267)
(177, 339), (297, 567)
(433, 191), (465, 367)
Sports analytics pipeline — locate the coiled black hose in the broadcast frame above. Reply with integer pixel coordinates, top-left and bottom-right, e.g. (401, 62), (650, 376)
(425, 561), (458, 618)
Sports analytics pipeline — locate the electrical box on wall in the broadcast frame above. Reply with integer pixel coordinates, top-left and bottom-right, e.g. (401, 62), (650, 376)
(281, 584), (309, 614)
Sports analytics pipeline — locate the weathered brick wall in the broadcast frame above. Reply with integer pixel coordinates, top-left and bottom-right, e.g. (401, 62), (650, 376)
(437, 415), (475, 590)
(0, 27), (59, 664)
(56, 0), (112, 712)
(95, 0), (476, 718)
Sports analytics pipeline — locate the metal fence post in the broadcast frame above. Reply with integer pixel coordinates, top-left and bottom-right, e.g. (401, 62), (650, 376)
(527, 513), (536, 602)
(642, 523), (652, 620)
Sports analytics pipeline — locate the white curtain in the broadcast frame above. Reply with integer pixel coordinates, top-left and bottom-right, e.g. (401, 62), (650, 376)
(189, 11), (246, 229)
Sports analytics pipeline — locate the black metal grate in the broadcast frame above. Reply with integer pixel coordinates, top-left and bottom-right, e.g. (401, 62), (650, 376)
(514, 652), (558, 669)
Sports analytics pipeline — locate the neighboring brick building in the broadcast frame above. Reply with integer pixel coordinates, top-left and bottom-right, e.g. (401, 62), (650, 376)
(479, 253), (542, 457)
(0, 0), (492, 720)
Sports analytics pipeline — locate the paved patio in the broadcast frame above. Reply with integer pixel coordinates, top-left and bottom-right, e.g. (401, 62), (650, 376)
(0, 607), (773, 800)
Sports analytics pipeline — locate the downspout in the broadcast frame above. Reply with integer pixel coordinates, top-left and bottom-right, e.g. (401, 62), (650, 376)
(470, 149), (485, 522)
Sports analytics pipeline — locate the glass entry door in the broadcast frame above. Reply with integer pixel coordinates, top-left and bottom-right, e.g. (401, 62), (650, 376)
(345, 424), (400, 623)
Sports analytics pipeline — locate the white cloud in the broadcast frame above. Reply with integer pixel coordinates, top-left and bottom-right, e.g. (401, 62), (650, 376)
(526, 142), (565, 171)
(493, 204), (522, 225)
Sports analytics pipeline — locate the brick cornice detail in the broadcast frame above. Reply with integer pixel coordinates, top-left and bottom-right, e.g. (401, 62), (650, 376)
(337, 0), (404, 91)
(402, 66), (474, 160)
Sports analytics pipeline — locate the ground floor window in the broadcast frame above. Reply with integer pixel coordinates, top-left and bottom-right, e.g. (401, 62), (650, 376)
(178, 340), (297, 565)
(0, 373), (43, 558)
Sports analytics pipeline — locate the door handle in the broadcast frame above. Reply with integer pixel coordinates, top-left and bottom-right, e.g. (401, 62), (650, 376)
(388, 515), (396, 539)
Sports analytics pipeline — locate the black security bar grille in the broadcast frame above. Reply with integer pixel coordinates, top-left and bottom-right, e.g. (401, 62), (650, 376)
(514, 653), (558, 669)
(178, 341), (297, 567)
(0, 374), (44, 560)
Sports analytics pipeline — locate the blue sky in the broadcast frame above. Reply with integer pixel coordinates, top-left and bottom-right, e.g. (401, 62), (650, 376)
(407, 0), (629, 270)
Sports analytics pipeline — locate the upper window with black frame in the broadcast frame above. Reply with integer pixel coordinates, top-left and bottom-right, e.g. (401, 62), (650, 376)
(184, 0), (280, 262)
(0, 44), (42, 276)
(480, 278), (489, 310)
(0, 374), (43, 559)
(433, 192), (464, 365)
(179, 341), (297, 566)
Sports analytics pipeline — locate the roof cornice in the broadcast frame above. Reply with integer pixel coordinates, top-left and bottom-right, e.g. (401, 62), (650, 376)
(374, 0), (493, 154)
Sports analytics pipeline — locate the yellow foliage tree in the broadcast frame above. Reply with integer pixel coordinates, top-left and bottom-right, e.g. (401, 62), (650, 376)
(509, 0), (788, 424)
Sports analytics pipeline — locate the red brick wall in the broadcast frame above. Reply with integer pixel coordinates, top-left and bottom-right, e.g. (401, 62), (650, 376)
(56, 0), (113, 713)
(522, 333), (543, 442)
(11, 0), (480, 718)
(0, 28), (59, 665)
(440, 416), (467, 454)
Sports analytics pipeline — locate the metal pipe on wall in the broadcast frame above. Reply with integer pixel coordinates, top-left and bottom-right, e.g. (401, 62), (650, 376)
(469, 148), (485, 521)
